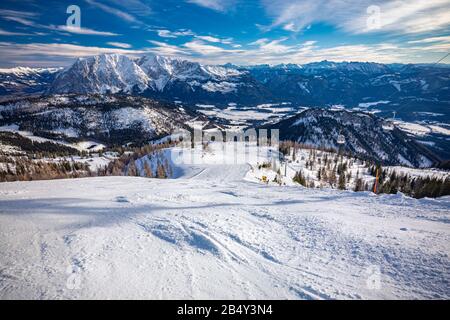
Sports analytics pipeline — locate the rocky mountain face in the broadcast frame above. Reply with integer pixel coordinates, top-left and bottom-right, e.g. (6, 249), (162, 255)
(48, 54), (252, 99)
(264, 109), (440, 168)
(49, 54), (150, 94)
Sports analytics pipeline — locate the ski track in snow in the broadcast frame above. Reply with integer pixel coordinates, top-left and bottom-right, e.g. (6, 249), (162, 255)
(0, 164), (449, 299)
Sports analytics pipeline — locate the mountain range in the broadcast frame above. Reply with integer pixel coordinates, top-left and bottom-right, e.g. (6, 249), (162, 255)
(0, 54), (449, 167)
(0, 67), (61, 99)
(0, 93), (442, 167)
(1, 54), (448, 110)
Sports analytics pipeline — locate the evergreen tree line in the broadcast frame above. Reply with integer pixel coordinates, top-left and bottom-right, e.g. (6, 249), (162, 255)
(0, 141), (176, 182)
(293, 148), (364, 191)
(288, 145), (449, 199)
(99, 142), (175, 179)
(0, 157), (91, 182)
(368, 165), (450, 199)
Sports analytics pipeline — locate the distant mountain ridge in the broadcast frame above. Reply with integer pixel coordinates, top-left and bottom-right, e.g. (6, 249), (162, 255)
(0, 67), (61, 98)
(1, 54), (448, 110)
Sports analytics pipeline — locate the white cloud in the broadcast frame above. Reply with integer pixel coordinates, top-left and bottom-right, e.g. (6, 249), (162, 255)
(2, 15), (37, 27)
(107, 42), (132, 48)
(156, 29), (195, 38)
(157, 30), (177, 38)
(195, 35), (234, 45)
(0, 39), (446, 68)
(0, 28), (32, 36)
(249, 38), (269, 46)
(107, 0), (152, 17)
(183, 40), (232, 55)
(51, 25), (120, 36)
(302, 41), (317, 47)
(0, 9), (37, 18)
(0, 42), (150, 66)
(408, 42), (450, 53)
(85, 0), (140, 23)
(0, 9), (42, 30)
(141, 36), (448, 66)
(186, 0), (231, 12)
(408, 36), (450, 44)
(0, 42), (143, 57)
(147, 40), (191, 56)
(196, 35), (221, 43)
(262, 0), (450, 35)
(258, 38), (291, 54)
(283, 23), (299, 32)
(249, 37), (292, 54)
(0, 8), (120, 36)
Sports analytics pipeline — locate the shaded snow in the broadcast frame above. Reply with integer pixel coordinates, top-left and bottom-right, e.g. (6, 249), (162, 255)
(0, 143), (449, 300)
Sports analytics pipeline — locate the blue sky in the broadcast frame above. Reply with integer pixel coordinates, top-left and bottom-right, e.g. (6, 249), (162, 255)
(0, 0), (449, 67)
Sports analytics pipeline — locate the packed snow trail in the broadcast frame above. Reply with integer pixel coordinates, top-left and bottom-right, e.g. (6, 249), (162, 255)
(0, 174), (449, 299)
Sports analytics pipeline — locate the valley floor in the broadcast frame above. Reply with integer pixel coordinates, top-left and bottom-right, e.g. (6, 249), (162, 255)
(0, 165), (449, 299)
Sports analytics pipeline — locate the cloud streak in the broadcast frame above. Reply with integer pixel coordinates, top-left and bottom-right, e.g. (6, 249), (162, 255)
(0, 37), (447, 68)
(261, 0), (450, 35)
(186, 0), (234, 12)
(85, 0), (141, 24)
(50, 25), (120, 36)
(0, 7), (120, 36)
(0, 28), (32, 36)
(107, 42), (132, 48)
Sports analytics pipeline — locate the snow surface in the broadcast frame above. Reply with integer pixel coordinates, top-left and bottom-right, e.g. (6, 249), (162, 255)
(197, 104), (299, 124)
(201, 81), (238, 93)
(0, 124), (106, 153)
(0, 143), (449, 300)
(394, 121), (450, 137)
(358, 101), (390, 108)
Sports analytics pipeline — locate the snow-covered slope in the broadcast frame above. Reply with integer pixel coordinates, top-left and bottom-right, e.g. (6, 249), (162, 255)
(0, 144), (449, 299)
(0, 94), (197, 146)
(266, 109), (440, 167)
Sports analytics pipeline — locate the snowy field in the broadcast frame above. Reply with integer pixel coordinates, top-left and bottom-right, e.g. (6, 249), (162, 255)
(1, 157), (449, 299)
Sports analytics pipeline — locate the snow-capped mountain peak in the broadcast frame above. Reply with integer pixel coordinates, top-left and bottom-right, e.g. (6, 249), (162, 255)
(49, 53), (245, 94)
(50, 53), (150, 94)
(137, 54), (207, 91)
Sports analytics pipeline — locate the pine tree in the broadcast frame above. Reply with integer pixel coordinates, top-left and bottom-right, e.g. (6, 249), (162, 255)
(354, 178), (363, 192)
(439, 178), (450, 197)
(156, 162), (166, 179)
(328, 169), (337, 187)
(143, 162), (153, 178)
(338, 173), (346, 190)
(293, 170), (307, 187)
(127, 159), (137, 176)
